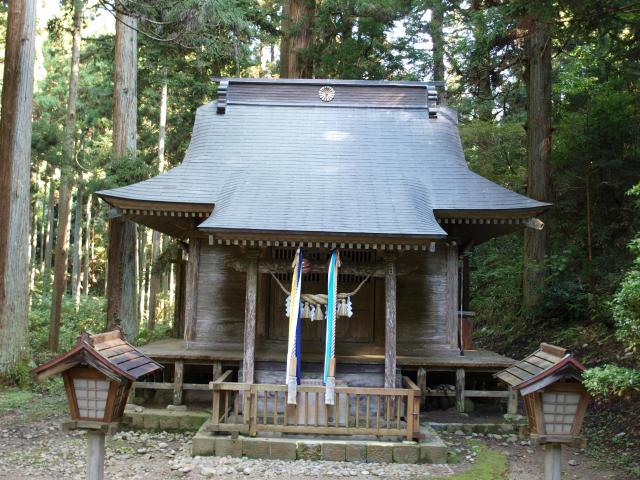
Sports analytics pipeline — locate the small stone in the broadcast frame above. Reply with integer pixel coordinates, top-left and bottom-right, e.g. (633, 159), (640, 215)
(243, 467), (253, 475)
(568, 460), (578, 467)
(200, 467), (217, 477)
(134, 406), (144, 413)
(361, 471), (370, 475)
(167, 405), (187, 411)
(158, 442), (169, 449)
(136, 448), (148, 454)
(454, 430), (465, 436)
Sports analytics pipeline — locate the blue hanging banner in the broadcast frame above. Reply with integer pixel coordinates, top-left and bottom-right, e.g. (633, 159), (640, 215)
(323, 249), (340, 405)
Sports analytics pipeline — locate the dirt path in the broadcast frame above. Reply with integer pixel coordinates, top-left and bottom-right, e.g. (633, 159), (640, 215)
(441, 431), (626, 480)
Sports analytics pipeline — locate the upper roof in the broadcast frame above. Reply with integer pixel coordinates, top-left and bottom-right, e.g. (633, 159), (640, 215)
(98, 78), (550, 241)
(33, 328), (163, 382)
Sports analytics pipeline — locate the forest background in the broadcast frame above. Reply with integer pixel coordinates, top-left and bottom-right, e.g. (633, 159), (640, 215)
(0, 0), (638, 475)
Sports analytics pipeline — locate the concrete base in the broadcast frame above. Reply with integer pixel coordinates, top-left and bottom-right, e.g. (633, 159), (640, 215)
(191, 421), (448, 464)
(430, 421), (528, 437)
(122, 406), (209, 431)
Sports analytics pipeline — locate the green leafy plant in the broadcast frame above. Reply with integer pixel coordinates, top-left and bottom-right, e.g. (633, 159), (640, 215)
(583, 365), (640, 397)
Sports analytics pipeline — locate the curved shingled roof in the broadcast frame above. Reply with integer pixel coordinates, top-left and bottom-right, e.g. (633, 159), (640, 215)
(98, 79), (550, 240)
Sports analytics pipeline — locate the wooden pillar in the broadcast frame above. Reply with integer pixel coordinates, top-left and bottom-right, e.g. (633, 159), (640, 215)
(242, 250), (259, 384)
(461, 255), (470, 311)
(212, 360), (222, 381)
(172, 255), (186, 338)
(384, 254), (397, 389)
(183, 236), (200, 343)
(456, 368), (465, 413)
(173, 360), (184, 405)
(417, 367), (427, 408)
(544, 443), (562, 480)
(86, 430), (105, 480)
(446, 243), (460, 348)
(507, 386), (518, 414)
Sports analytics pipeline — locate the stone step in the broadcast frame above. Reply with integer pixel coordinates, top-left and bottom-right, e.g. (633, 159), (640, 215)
(191, 420), (449, 464)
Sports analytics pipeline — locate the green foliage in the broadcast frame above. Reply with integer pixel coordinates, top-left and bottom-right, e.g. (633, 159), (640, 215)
(583, 365), (640, 397)
(28, 295), (106, 358)
(610, 187), (640, 352)
(612, 266), (640, 352)
(136, 321), (174, 346)
(310, 0), (415, 80)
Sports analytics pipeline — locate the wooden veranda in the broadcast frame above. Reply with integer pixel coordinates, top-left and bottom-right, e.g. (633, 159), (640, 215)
(135, 338), (518, 421)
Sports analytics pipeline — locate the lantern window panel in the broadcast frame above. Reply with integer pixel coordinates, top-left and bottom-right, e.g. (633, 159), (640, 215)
(542, 392), (581, 434)
(74, 378), (110, 419)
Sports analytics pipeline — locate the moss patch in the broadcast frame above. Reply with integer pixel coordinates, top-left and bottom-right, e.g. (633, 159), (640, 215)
(430, 442), (507, 480)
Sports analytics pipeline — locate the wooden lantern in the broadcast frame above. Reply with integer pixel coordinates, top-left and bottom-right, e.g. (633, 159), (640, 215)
(496, 343), (590, 445)
(33, 328), (162, 425)
(515, 355), (589, 445)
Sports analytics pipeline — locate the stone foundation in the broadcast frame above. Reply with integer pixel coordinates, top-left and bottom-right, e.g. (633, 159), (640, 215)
(122, 406), (209, 432)
(191, 421), (448, 464)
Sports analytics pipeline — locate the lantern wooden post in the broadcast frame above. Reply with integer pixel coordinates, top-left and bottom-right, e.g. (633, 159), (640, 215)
(87, 430), (106, 480)
(544, 443), (562, 480)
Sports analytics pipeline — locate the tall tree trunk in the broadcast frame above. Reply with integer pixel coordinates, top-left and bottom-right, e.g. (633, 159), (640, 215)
(280, 0), (316, 78)
(168, 262), (175, 320)
(148, 232), (162, 329)
(470, 1), (493, 120)
(43, 175), (56, 289)
(29, 183), (38, 293)
(148, 78), (168, 330)
(48, 180), (73, 351)
(107, 3), (139, 340)
(0, 0), (37, 373)
(39, 172), (49, 270)
(430, 0), (446, 104)
(522, 9), (552, 314)
(71, 184), (83, 308)
(49, 0), (82, 351)
(137, 224), (147, 323)
(83, 193), (92, 295)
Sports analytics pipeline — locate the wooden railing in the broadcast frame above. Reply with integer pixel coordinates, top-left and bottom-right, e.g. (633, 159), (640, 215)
(208, 372), (421, 441)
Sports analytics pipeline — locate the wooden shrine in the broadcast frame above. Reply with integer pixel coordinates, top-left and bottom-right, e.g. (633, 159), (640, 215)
(97, 79), (550, 439)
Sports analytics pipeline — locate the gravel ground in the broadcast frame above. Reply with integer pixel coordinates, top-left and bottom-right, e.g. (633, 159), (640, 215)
(0, 396), (629, 480)
(0, 418), (454, 479)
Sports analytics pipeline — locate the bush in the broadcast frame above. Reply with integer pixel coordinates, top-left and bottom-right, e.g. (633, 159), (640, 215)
(611, 238), (640, 352)
(29, 294), (107, 359)
(583, 365), (640, 397)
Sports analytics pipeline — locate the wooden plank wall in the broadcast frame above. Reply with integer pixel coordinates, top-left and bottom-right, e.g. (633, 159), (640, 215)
(189, 244), (457, 356)
(396, 248), (450, 349)
(192, 244), (246, 347)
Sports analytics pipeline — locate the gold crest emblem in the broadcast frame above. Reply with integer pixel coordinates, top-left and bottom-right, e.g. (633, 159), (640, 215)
(318, 86), (336, 102)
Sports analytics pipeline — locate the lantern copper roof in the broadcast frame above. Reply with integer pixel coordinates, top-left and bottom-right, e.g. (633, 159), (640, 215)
(33, 328), (163, 382)
(495, 343), (586, 395)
